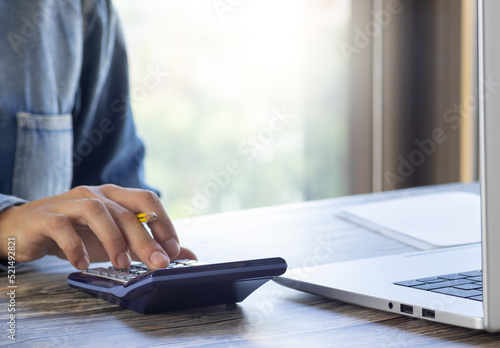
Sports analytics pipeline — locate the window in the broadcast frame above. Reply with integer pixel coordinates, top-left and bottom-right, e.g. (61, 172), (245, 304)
(114, 0), (353, 219)
(114, 0), (477, 219)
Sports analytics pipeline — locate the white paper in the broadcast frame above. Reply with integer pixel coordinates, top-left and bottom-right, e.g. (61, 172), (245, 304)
(338, 192), (481, 250)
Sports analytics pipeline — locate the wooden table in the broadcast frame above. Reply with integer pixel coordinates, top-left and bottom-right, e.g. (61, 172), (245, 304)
(2, 182), (500, 347)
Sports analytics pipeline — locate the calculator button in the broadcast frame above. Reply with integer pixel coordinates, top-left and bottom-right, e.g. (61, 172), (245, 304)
(114, 273), (130, 280)
(174, 259), (190, 265)
(84, 260), (202, 281)
(167, 263), (184, 268)
(109, 266), (129, 272)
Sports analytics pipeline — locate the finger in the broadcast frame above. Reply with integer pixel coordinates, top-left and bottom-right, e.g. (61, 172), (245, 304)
(42, 214), (90, 270)
(55, 199), (132, 269)
(129, 247), (197, 266)
(100, 185), (180, 258)
(174, 247), (198, 261)
(101, 200), (171, 270)
(73, 226), (116, 262)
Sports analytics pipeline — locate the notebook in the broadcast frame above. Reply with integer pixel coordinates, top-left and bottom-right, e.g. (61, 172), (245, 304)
(338, 192), (481, 250)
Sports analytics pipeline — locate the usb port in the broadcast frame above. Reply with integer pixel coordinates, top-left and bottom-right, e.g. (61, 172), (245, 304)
(422, 308), (435, 319)
(400, 304), (413, 314)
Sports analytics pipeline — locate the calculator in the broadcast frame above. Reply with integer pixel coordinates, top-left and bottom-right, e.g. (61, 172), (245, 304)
(67, 257), (287, 314)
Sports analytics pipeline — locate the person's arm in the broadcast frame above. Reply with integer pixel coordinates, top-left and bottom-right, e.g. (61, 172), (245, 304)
(72, 0), (153, 191)
(0, 1), (195, 271)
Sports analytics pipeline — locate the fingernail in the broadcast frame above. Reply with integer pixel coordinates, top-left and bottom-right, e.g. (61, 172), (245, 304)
(77, 255), (90, 270)
(117, 251), (131, 268)
(164, 238), (180, 257)
(150, 251), (169, 268)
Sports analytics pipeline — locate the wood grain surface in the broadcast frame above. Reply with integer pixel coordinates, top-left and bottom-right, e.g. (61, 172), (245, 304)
(2, 182), (500, 347)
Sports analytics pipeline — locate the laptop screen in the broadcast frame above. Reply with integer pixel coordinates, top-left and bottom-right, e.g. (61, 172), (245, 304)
(478, 0), (500, 332)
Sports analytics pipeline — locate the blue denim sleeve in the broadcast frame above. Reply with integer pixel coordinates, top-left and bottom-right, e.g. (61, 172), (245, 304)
(0, 194), (27, 213)
(71, 0), (157, 193)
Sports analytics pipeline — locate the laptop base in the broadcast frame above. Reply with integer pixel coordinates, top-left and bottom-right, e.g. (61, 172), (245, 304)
(275, 244), (483, 330)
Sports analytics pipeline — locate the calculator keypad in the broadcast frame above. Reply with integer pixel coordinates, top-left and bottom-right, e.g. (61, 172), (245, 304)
(84, 260), (200, 283)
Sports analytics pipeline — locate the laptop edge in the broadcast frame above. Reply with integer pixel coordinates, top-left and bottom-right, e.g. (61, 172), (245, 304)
(479, 0), (500, 333)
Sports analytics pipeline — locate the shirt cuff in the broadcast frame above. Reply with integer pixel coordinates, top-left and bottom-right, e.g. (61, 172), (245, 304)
(0, 196), (27, 213)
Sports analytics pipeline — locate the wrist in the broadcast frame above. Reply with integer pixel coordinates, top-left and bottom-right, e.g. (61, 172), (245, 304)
(0, 206), (19, 259)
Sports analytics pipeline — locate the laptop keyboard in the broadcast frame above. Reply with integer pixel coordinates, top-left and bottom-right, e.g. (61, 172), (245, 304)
(394, 270), (483, 301)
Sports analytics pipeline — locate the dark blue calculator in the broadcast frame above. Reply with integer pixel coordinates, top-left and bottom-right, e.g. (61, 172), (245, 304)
(68, 257), (287, 314)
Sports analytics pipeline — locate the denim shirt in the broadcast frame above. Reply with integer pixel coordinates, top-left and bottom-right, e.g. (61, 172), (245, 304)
(0, 0), (152, 212)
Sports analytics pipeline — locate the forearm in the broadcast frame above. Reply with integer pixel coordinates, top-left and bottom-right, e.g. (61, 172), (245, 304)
(71, 1), (155, 193)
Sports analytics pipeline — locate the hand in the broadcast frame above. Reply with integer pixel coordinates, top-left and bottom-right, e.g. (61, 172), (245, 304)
(0, 184), (196, 270)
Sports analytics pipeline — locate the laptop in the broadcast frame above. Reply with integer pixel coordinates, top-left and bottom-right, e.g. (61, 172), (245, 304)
(274, 0), (500, 332)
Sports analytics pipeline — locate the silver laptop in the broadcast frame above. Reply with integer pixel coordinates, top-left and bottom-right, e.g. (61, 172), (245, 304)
(274, 0), (500, 332)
